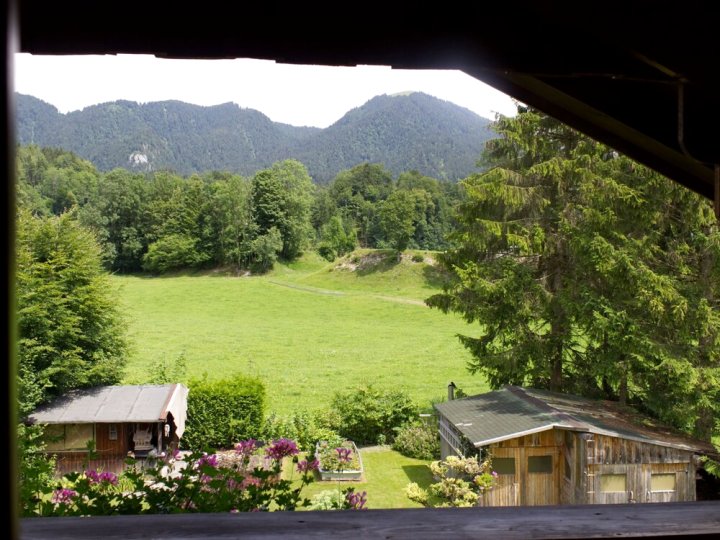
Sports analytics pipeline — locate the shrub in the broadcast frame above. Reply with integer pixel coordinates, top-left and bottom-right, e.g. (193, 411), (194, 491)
(182, 374), (265, 450)
(392, 421), (440, 460)
(411, 253), (424, 263)
(23, 439), (316, 516)
(308, 489), (346, 510)
(405, 455), (497, 508)
(317, 242), (336, 262)
(328, 385), (418, 445)
(142, 234), (209, 273)
(261, 411), (342, 453)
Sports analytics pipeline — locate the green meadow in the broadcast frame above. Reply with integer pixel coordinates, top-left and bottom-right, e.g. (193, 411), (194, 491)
(114, 250), (489, 416)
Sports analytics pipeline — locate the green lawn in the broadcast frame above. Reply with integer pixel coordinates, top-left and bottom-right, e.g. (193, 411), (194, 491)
(114, 251), (489, 416)
(289, 447), (434, 510)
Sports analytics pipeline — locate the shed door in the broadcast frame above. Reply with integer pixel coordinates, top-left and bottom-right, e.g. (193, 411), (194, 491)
(490, 446), (560, 506)
(588, 464), (637, 504)
(488, 450), (519, 506)
(644, 465), (688, 503)
(524, 447), (559, 506)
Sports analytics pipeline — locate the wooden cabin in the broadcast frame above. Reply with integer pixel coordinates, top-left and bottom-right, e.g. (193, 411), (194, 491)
(435, 386), (718, 506)
(27, 383), (189, 475)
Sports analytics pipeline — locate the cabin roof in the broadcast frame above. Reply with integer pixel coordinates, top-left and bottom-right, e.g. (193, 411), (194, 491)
(434, 386), (718, 456)
(28, 384), (188, 425)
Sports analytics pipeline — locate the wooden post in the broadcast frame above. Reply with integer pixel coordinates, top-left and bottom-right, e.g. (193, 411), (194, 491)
(715, 164), (720, 220)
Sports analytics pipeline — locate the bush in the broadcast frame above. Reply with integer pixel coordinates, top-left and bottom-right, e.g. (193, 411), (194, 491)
(411, 253), (425, 263)
(405, 455), (497, 508)
(261, 411), (342, 453)
(317, 242), (336, 262)
(392, 421), (440, 460)
(328, 385), (418, 445)
(308, 489), (346, 510)
(142, 234), (209, 273)
(182, 374), (265, 450)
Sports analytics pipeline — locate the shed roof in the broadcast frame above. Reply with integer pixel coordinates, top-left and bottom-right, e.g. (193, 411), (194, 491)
(28, 384), (188, 425)
(435, 386), (718, 456)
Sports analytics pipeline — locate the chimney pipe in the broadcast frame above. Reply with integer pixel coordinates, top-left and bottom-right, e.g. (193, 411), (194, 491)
(448, 382), (456, 401)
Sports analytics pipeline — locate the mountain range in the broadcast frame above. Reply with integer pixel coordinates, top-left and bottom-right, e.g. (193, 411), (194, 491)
(14, 91), (495, 183)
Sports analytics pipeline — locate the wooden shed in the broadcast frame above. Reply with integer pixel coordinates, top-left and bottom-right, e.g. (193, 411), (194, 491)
(435, 386), (718, 506)
(27, 383), (189, 475)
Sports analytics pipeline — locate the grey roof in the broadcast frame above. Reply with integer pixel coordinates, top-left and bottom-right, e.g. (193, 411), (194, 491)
(435, 386), (718, 456)
(28, 384), (186, 424)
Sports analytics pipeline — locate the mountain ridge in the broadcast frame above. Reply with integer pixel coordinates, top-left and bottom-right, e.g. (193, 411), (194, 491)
(15, 91), (494, 183)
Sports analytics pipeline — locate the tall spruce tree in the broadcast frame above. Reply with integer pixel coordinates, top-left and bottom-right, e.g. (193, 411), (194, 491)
(428, 107), (720, 441)
(427, 108), (588, 392)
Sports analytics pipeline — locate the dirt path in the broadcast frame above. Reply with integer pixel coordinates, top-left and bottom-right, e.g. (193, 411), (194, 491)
(267, 280), (427, 306)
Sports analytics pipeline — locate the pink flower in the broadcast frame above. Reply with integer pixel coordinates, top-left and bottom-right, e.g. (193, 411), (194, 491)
(241, 475), (261, 489)
(235, 439), (258, 457)
(226, 478), (240, 490)
(297, 458), (319, 473)
(196, 453), (219, 468)
(265, 438), (299, 460)
(336, 447), (352, 463)
(51, 488), (77, 504)
(345, 490), (367, 510)
(98, 471), (118, 485)
(492, 471), (499, 478)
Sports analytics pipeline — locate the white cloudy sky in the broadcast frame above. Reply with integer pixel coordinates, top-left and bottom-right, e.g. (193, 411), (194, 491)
(13, 53), (518, 128)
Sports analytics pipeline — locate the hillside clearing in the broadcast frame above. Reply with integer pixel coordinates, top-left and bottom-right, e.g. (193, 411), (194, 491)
(115, 250), (489, 415)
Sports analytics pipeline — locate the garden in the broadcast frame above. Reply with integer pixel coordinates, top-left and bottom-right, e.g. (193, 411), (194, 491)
(22, 376), (451, 515)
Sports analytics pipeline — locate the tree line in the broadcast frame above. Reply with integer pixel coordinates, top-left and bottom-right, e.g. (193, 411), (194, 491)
(16, 145), (463, 273)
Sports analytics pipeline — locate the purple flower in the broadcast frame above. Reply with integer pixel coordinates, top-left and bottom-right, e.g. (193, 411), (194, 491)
(226, 478), (240, 491)
(265, 438), (299, 460)
(199, 473), (213, 484)
(345, 490), (367, 510)
(491, 471), (499, 478)
(235, 439), (258, 457)
(84, 469), (100, 483)
(98, 471), (118, 485)
(51, 488), (77, 504)
(171, 448), (182, 460)
(196, 453), (219, 468)
(296, 458), (319, 473)
(336, 447), (352, 463)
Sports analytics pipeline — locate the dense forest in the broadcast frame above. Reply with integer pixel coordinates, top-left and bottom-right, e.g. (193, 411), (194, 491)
(15, 92), (494, 183)
(15, 144), (463, 272)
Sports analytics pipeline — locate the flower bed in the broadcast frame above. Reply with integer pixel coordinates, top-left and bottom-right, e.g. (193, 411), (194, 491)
(315, 440), (364, 481)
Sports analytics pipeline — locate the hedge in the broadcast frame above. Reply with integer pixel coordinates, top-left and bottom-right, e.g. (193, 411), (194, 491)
(182, 374), (265, 450)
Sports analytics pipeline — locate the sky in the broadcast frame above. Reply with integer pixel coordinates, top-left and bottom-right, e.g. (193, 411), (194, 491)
(13, 53), (518, 129)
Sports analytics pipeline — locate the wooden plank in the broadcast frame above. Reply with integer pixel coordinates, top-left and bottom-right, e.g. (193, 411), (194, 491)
(19, 502), (720, 539)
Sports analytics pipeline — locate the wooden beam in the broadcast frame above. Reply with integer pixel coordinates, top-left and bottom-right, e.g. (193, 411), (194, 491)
(715, 165), (720, 220)
(19, 501), (720, 539)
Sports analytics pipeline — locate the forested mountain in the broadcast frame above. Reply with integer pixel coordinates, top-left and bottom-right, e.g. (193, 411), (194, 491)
(15, 92), (493, 183)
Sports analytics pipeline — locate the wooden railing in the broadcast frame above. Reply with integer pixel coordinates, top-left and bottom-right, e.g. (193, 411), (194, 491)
(19, 500), (720, 539)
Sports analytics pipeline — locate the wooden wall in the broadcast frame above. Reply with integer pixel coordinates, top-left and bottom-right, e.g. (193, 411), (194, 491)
(480, 429), (697, 506)
(582, 433), (695, 504)
(95, 423), (131, 455)
(48, 423), (134, 476)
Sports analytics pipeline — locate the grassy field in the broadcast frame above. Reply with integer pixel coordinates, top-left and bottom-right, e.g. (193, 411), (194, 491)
(114, 250), (489, 416)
